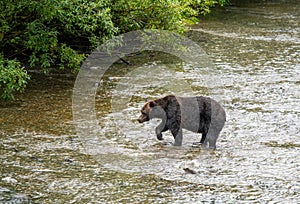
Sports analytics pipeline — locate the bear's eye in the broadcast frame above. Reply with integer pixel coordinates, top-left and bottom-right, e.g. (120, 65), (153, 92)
(141, 111), (146, 115)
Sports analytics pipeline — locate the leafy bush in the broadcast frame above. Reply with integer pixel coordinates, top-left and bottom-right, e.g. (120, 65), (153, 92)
(111, 0), (197, 34)
(0, 0), (115, 72)
(190, 0), (230, 15)
(0, 0), (228, 101)
(0, 56), (30, 101)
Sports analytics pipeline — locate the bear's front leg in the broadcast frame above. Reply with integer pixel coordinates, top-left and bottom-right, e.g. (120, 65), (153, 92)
(171, 128), (183, 146)
(155, 121), (168, 140)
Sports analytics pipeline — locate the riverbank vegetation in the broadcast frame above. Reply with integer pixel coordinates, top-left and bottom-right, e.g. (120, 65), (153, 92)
(0, 0), (228, 101)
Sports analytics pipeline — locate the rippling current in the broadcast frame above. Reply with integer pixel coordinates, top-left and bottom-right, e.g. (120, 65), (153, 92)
(1, 1), (299, 203)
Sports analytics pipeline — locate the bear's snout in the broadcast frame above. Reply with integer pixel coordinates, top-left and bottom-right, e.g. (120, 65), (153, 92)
(137, 117), (143, 123)
(137, 114), (148, 123)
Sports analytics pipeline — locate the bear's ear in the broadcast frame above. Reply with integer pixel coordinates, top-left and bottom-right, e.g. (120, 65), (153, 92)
(149, 101), (156, 108)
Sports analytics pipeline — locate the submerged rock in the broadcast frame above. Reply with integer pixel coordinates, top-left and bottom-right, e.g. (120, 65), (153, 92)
(183, 168), (197, 174)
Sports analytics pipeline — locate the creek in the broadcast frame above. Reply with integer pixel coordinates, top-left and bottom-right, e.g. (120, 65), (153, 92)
(1, 1), (299, 203)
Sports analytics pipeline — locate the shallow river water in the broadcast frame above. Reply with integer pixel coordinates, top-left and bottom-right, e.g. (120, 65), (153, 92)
(1, 1), (299, 203)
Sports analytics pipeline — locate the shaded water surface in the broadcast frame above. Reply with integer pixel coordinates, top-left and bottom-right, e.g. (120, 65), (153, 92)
(1, 1), (299, 203)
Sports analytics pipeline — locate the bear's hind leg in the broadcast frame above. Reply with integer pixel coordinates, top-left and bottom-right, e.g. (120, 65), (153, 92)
(200, 133), (207, 144)
(204, 128), (221, 149)
(192, 133), (206, 147)
(208, 137), (217, 149)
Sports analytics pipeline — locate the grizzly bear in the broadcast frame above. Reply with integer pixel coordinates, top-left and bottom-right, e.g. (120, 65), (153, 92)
(137, 95), (226, 149)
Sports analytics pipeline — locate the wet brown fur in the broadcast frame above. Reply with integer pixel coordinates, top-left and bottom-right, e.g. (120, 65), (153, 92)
(138, 95), (226, 148)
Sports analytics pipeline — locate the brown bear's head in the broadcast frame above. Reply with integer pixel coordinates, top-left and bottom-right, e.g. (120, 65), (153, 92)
(137, 101), (156, 123)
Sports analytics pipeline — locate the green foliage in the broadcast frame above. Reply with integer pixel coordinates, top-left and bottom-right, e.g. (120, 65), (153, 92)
(0, 56), (30, 101)
(111, 0), (229, 34)
(111, 0), (198, 34)
(190, 0), (230, 15)
(0, 0), (228, 101)
(0, 0), (115, 72)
